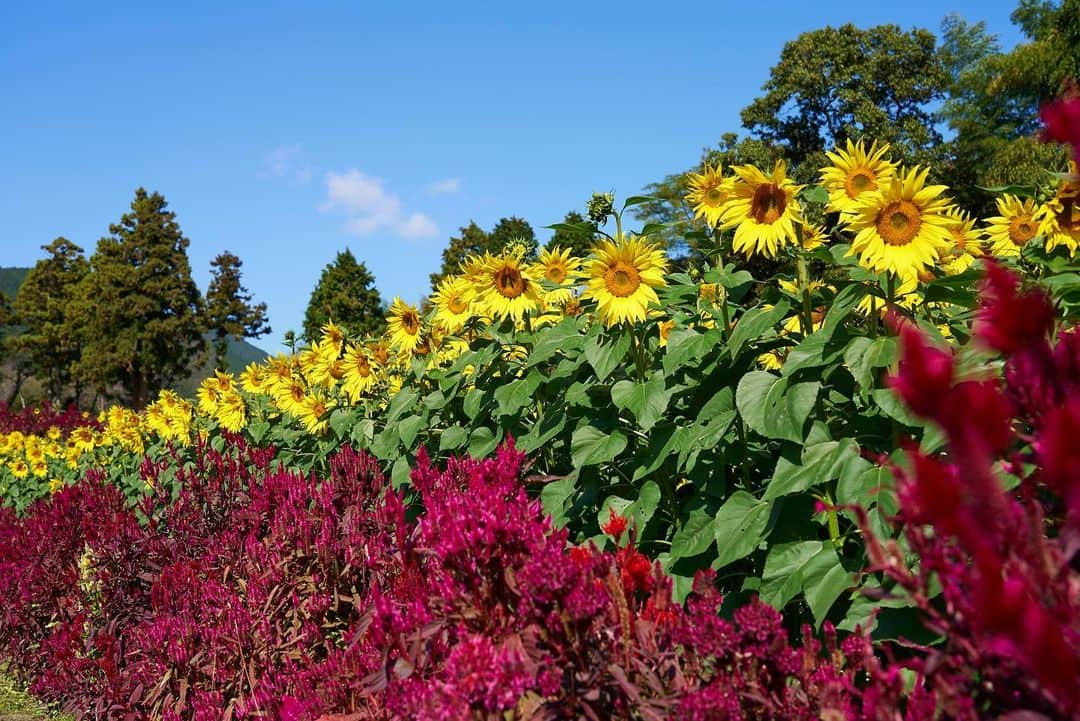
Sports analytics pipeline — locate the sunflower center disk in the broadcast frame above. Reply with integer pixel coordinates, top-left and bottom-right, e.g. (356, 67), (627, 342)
(494, 267), (526, 299)
(353, 359), (371, 377)
(546, 265), (567, 284)
(605, 262), (642, 298)
(448, 296), (469, 314)
(877, 201), (922, 246)
(1009, 217), (1036, 245)
(750, 183), (786, 224)
(705, 186), (724, 205)
(846, 170), (876, 198)
(402, 312), (420, 335)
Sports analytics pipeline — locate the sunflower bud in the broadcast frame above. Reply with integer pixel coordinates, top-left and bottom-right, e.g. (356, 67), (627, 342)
(587, 192), (615, 225)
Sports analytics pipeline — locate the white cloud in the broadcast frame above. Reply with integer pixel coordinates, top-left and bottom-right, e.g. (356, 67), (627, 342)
(322, 169), (439, 240)
(397, 213), (439, 239)
(259, 144), (312, 183)
(425, 177), (461, 195)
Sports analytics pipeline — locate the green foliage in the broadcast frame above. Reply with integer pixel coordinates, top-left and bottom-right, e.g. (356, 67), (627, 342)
(302, 248), (383, 342)
(938, 11), (1070, 213)
(545, 210), (596, 256)
(203, 251), (271, 371)
(740, 24), (948, 173)
(72, 188), (205, 408)
(430, 217), (536, 290)
(11, 239), (89, 403)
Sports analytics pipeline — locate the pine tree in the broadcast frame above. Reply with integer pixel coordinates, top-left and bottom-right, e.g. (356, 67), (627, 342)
(204, 251), (271, 371)
(302, 249), (385, 341)
(72, 188), (205, 408)
(12, 238), (89, 403)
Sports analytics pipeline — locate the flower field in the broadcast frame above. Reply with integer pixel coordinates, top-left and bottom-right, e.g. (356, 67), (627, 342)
(2, 135), (1080, 719)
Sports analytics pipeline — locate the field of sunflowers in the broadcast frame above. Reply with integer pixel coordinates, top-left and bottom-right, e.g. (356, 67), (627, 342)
(1, 135), (1079, 719)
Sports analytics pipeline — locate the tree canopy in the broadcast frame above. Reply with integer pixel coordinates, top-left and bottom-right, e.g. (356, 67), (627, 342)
(72, 188), (205, 408)
(740, 23), (949, 175)
(545, 211), (597, 256)
(204, 251), (271, 370)
(303, 249), (385, 341)
(12, 238), (89, 403)
(430, 217), (536, 291)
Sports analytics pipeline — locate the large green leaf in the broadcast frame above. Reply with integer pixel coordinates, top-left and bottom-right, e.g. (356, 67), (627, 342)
(760, 540), (823, 609)
(584, 332), (631, 382)
(802, 545), (852, 626)
(438, 424), (468, 452)
(729, 302), (789, 359)
(528, 319), (583, 366)
(662, 328), (711, 375)
(494, 371), (542, 417)
(398, 414), (425, 449)
(735, 371), (780, 438)
(468, 426), (499, 458)
(611, 373), (672, 431)
(385, 387), (418, 424)
(669, 508), (716, 560)
(571, 424), (628, 467)
(712, 491), (771, 568)
(765, 437), (860, 500)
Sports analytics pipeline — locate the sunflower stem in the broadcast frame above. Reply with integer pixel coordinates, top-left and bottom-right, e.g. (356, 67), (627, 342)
(626, 322), (647, 382)
(885, 272), (896, 313)
(796, 250), (813, 337)
(869, 290), (878, 339)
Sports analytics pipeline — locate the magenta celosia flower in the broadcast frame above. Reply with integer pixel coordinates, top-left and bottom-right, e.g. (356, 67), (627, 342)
(1041, 92), (1080, 164)
(975, 260), (1056, 356)
(887, 314), (954, 418)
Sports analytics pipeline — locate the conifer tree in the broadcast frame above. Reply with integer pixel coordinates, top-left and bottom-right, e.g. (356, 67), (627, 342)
(72, 188), (205, 408)
(302, 249), (384, 341)
(12, 238), (89, 403)
(204, 251), (271, 371)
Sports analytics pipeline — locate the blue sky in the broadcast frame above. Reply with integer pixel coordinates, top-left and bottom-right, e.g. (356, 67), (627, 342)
(1, 1), (1026, 352)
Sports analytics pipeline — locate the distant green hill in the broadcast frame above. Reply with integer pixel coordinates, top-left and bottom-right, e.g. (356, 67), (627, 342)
(0, 266), (268, 394)
(0, 267), (28, 301)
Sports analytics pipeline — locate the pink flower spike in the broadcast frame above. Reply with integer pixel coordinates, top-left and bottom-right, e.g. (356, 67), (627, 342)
(1041, 92), (1080, 165)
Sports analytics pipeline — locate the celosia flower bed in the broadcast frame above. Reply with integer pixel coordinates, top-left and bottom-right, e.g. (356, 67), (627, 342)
(0, 436), (916, 720)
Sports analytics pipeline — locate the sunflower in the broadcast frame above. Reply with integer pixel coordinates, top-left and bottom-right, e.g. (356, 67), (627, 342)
(940, 208), (984, 275)
(320, 321), (346, 356)
(685, 161), (728, 227)
(719, 161), (804, 259)
(341, 343), (378, 403)
(845, 166), (953, 278)
(799, 223), (828, 251)
(658, 319), (675, 347)
(582, 234), (669, 327)
(234, 362), (261, 394)
(1040, 173), (1080, 257)
(431, 275), (475, 334)
(985, 195), (1042, 257)
(820, 139), (897, 215)
(757, 349), (786, 371)
(386, 297), (424, 353)
(473, 250), (542, 322)
(532, 246), (583, 305)
(295, 393), (334, 435)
